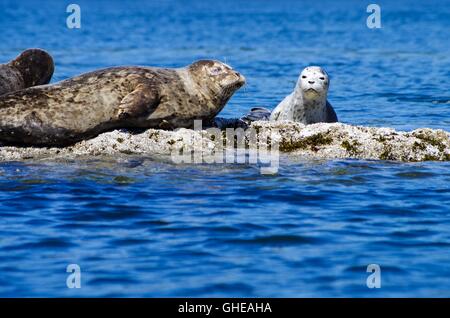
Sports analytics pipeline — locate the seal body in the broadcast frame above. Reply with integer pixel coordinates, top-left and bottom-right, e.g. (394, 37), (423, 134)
(0, 60), (245, 146)
(270, 66), (337, 124)
(220, 66), (338, 130)
(0, 49), (54, 96)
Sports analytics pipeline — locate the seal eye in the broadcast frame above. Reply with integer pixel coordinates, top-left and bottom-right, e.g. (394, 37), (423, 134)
(319, 77), (325, 80)
(302, 75), (307, 79)
(210, 67), (223, 76)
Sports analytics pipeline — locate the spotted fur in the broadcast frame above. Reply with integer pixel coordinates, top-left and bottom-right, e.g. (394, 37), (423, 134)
(0, 60), (245, 146)
(270, 66), (337, 124)
(0, 49), (54, 96)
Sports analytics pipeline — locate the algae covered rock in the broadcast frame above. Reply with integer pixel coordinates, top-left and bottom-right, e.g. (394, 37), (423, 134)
(0, 121), (449, 162)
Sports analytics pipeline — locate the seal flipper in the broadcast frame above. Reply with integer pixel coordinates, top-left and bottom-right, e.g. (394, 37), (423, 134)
(210, 107), (272, 129)
(240, 107), (272, 124)
(211, 117), (248, 129)
(117, 84), (160, 120)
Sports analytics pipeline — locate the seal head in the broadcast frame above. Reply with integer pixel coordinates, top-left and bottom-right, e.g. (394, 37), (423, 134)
(9, 49), (55, 88)
(0, 49), (54, 96)
(297, 66), (329, 100)
(187, 60), (246, 109)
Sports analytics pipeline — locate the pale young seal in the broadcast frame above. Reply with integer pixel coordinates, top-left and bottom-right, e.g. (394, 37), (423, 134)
(270, 66), (337, 123)
(217, 66), (337, 129)
(0, 60), (245, 146)
(0, 49), (54, 96)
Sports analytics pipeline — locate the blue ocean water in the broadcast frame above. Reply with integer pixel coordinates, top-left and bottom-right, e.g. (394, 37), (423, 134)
(0, 0), (449, 297)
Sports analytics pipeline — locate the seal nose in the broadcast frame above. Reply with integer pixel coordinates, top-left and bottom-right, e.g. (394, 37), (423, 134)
(235, 71), (246, 84)
(308, 80), (315, 84)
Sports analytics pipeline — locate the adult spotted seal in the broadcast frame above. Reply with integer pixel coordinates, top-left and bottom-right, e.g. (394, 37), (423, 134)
(0, 60), (245, 146)
(215, 66), (338, 129)
(0, 49), (54, 96)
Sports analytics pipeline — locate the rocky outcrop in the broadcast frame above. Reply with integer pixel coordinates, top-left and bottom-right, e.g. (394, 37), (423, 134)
(253, 121), (450, 161)
(0, 122), (449, 162)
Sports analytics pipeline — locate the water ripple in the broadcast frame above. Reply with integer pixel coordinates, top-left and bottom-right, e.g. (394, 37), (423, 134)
(1, 0), (450, 297)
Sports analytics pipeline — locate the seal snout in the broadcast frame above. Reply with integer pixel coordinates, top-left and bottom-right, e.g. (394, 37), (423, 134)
(235, 71), (246, 86)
